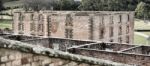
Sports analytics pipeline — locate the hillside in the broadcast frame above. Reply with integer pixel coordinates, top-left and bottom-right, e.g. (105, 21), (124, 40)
(3, 1), (22, 8)
(1, 0), (19, 3)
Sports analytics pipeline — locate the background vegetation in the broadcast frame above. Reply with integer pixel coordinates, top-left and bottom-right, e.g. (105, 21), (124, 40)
(0, 0), (150, 45)
(0, 0), (150, 19)
(21, 0), (150, 19)
(0, 0), (4, 11)
(22, 0), (80, 11)
(80, 0), (150, 20)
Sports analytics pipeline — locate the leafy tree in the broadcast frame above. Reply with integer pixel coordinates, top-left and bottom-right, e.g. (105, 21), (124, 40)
(135, 2), (150, 19)
(79, 0), (105, 11)
(59, 0), (80, 10)
(79, 0), (150, 18)
(80, 0), (139, 11)
(22, 0), (150, 18)
(61, 0), (74, 10)
(135, 2), (146, 18)
(22, 0), (80, 11)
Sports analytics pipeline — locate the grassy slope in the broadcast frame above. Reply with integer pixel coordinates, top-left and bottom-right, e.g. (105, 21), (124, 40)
(0, 19), (12, 29)
(0, 1), (20, 30)
(134, 19), (150, 45)
(141, 32), (150, 36)
(134, 19), (150, 29)
(3, 1), (22, 8)
(2, 0), (20, 3)
(134, 34), (147, 45)
(1, 0), (23, 16)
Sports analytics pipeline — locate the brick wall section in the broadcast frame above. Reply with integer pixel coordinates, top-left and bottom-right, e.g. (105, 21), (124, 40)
(0, 37), (132, 66)
(13, 11), (134, 44)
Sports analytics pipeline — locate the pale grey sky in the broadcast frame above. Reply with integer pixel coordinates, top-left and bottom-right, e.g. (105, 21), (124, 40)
(74, 0), (81, 1)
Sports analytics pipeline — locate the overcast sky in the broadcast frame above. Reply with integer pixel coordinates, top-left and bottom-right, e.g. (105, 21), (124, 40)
(74, 0), (81, 1)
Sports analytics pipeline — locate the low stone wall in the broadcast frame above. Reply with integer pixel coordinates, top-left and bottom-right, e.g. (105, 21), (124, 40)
(69, 48), (150, 66)
(2, 35), (40, 41)
(78, 43), (136, 51)
(0, 37), (131, 66)
(22, 38), (51, 48)
(22, 37), (95, 51)
(123, 46), (150, 55)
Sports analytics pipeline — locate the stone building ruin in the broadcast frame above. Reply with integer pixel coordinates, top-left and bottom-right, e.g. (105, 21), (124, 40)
(0, 10), (142, 66)
(0, 37), (132, 66)
(0, 34), (134, 66)
(0, 34), (149, 66)
(12, 11), (134, 44)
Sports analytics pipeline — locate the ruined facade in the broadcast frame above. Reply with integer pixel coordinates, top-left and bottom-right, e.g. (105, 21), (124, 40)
(13, 11), (134, 44)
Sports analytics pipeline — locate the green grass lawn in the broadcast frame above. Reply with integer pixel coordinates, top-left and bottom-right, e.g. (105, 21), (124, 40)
(0, 19), (12, 29)
(134, 19), (150, 45)
(134, 19), (150, 29)
(140, 32), (150, 36)
(134, 34), (148, 45)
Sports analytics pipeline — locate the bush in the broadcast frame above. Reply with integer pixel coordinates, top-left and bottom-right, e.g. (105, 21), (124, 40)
(135, 2), (146, 19)
(135, 2), (150, 20)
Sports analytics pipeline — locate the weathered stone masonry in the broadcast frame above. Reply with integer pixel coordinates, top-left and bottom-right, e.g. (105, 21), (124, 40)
(68, 42), (150, 66)
(0, 37), (132, 66)
(13, 11), (134, 44)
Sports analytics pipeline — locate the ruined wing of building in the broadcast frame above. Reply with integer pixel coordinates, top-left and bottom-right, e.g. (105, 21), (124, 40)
(1, 34), (150, 66)
(12, 11), (134, 44)
(0, 37), (133, 66)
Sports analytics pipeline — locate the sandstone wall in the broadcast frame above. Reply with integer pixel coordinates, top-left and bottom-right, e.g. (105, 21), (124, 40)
(22, 37), (95, 51)
(13, 11), (134, 44)
(0, 48), (107, 66)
